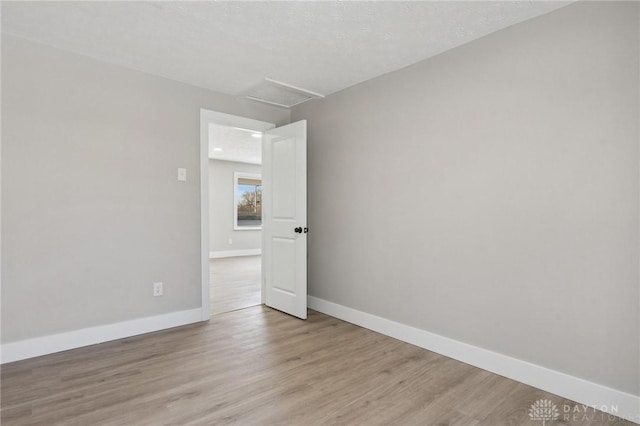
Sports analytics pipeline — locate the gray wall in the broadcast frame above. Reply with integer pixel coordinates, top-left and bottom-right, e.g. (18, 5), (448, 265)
(292, 1), (639, 395)
(1, 35), (289, 343)
(209, 159), (262, 253)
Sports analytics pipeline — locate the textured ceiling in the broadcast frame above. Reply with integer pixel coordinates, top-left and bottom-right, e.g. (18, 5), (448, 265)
(2, 1), (570, 98)
(209, 125), (262, 165)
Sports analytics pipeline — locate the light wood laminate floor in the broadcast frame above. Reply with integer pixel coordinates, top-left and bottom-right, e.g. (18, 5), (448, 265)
(210, 255), (261, 315)
(1, 306), (632, 426)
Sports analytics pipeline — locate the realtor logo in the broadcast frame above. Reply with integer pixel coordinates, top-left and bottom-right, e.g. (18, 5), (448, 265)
(529, 399), (559, 425)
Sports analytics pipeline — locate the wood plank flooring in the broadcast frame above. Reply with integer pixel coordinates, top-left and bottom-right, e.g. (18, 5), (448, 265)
(210, 256), (261, 315)
(1, 306), (633, 425)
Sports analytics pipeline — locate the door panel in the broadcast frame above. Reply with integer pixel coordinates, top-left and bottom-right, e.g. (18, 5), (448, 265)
(263, 121), (307, 319)
(273, 137), (297, 218)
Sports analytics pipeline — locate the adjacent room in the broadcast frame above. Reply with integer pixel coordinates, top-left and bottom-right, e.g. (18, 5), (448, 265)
(208, 124), (263, 315)
(1, 1), (639, 425)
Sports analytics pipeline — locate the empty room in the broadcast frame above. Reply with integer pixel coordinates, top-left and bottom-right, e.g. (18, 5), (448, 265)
(1, 1), (639, 425)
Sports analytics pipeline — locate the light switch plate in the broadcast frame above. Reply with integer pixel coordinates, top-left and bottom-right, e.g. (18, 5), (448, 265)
(178, 168), (187, 181)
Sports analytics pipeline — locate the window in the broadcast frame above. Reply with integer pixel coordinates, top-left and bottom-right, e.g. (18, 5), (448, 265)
(234, 172), (262, 230)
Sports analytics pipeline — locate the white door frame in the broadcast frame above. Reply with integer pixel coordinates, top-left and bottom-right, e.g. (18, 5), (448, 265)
(200, 109), (276, 320)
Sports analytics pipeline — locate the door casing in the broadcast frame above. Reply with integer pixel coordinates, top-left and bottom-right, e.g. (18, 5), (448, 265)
(200, 109), (275, 320)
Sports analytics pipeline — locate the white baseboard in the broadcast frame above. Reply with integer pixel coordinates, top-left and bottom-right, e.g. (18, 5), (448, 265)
(210, 249), (261, 259)
(1, 308), (203, 364)
(308, 296), (640, 424)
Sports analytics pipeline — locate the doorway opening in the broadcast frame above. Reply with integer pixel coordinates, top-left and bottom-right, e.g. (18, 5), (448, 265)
(200, 110), (275, 318)
(209, 138), (262, 315)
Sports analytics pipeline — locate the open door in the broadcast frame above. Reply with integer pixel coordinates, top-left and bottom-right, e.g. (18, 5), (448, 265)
(262, 120), (307, 319)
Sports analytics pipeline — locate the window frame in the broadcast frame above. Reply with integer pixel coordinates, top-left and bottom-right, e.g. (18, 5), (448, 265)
(233, 171), (263, 231)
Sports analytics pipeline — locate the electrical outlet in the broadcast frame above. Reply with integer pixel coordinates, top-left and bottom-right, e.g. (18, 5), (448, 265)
(228, 238), (233, 245)
(153, 282), (163, 297)
(177, 168), (187, 182)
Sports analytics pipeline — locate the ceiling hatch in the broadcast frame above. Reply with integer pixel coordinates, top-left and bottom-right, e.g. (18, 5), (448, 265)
(244, 78), (324, 108)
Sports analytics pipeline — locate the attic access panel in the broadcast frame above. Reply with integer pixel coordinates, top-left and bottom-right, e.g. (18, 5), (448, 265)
(245, 78), (324, 108)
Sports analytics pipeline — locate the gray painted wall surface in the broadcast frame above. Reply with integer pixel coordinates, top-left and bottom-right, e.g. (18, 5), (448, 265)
(209, 159), (262, 253)
(1, 35), (289, 343)
(292, 1), (640, 394)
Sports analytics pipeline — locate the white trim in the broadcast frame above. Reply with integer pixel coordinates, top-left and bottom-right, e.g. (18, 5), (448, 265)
(201, 109), (274, 320)
(245, 96), (295, 109)
(308, 296), (640, 424)
(200, 110), (211, 320)
(209, 249), (262, 259)
(1, 308), (202, 364)
(201, 109), (277, 133)
(245, 96), (316, 110)
(264, 78), (325, 99)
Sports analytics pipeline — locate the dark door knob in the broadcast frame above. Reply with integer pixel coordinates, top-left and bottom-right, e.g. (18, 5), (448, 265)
(294, 227), (303, 233)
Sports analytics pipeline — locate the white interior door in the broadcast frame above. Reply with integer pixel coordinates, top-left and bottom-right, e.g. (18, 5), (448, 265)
(262, 120), (307, 319)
